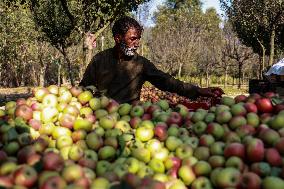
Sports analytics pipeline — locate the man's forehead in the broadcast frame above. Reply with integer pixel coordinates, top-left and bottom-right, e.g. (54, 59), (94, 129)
(125, 27), (141, 36)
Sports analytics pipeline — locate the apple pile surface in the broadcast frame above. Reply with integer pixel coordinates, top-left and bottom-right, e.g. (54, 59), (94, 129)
(140, 85), (222, 110)
(1, 86), (284, 189)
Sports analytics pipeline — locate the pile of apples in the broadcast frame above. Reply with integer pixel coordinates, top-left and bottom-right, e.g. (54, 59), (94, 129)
(1, 85), (284, 189)
(140, 85), (185, 105)
(140, 85), (222, 110)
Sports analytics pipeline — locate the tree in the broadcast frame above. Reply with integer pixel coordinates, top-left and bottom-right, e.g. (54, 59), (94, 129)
(149, 0), (205, 78)
(29, 0), (149, 85)
(220, 0), (284, 67)
(195, 8), (222, 87)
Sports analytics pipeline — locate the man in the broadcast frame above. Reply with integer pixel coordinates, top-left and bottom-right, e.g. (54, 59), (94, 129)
(80, 16), (222, 103)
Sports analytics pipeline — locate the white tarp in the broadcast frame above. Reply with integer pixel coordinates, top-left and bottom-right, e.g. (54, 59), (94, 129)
(266, 58), (284, 75)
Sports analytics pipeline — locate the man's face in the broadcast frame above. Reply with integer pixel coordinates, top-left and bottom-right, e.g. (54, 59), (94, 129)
(117, 27), (141, 56)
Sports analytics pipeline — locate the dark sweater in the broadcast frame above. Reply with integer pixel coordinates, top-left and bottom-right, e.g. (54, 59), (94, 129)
(80, 48), (199, 103)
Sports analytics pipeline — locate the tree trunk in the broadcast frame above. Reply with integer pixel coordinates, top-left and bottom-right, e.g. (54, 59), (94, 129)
(57, 63), (61, 86)
(257, 38), (266, 72)
(206, 72), (210, 87)
(224, 67), (228, 88)
(199, 75), (203, 87)
(39, 67), (45, 87)
(269, 29), (275, 66)
(238, 63), (242, 89)
(62, 46), (74, 86)
(178, 63), (183, 79)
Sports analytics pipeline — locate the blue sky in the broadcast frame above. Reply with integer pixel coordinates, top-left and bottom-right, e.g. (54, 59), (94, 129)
(146, 0), (224, 26)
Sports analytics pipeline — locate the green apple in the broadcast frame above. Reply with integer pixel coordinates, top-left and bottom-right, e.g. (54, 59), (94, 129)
(262, 176), (284, 189)
(62, 164), (84, 183)
(131, 147), (151, 163)
(115, 120), (131, 132)
(215, 167), (241, 188)
(79, 107), (93, 117)
(100, 96), (110, 108)
(98, 146), (116, 160)
(41, 106), (59, 123)
(208, 155), (225, 168)
(99, 115), (116, 129)
(96, 160), (111, 176)
(91, 177), (110, 189)
(157, 100), (169, 111)
(149, 158), (165, 173)
(192, 161), (212, 176)
(168, 179), (187, 189)
(191, 176), (212, 189)
(175, 144), (193, 159)
(139, 120), (155, 129)
(193, 146), (210, 161)
(73, 118), (93, 132)
(77, 91), (93, 105)
(183, 137), (199, 149)
(118, 103), (132, 116)
(135, 126), (154, 142)
(89, 97), (101, 111)
(60, 146), (71, 160)
(130, 105), (144, 117)
(193, 121), (207, 136)
(210, 141), (225, 156)
(3, 141), (20, 155)
(68, 145), (84, 161)
(86, 132), (103, 150)
(145, 139), (162, 156)
(167, 126), (179, 137)
(58, 90), (72, 104)
(178, 165), (196, 186)
(52, 126), (72, 139)
(152, 147), (169, 162)
(42, 94), (58, 107)
(56, 135), (73, 149)
(153, 173), (168, 182)
(165, 136), (182, 151)
(113, 163), (128, 178)
(137, 165), (154, 178)
(125, 157), (140, 174)
(0, 161), (18, 175)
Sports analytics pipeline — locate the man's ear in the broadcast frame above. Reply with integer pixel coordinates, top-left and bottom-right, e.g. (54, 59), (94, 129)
(114, 34), (122, 44)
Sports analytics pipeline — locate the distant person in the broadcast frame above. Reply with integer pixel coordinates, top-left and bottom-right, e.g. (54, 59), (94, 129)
(80, 16), (222, 103)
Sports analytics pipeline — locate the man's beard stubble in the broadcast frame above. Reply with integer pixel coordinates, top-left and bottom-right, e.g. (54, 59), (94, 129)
(120, 42), (138, 57)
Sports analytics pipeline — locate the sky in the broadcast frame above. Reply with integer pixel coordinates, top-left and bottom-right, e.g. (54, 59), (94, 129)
(145, 0), (224, 26)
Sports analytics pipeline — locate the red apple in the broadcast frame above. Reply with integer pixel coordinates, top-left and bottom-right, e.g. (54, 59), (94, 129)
(234, 95), (247, 103)
(224, 143), (245, 159)
(41, 175), (67, 189)
(240, 172), (261, 189)
(255, 98), (273, 113)
(70, 86), (83, 97)
(265, 148), (282, 166)
(13, 165), (38, 187)
(246, 138), (264, 162)
(244, 102), (258, 113)
(42, 152), (64, 172)
(15, 104), (33, 121)
(167, 112), (183, 126)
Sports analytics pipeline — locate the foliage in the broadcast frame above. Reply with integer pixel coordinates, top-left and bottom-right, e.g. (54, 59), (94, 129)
(220, 0), (284, 66)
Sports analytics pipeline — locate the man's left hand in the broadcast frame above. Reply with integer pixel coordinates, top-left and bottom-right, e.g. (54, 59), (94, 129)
(197, 87), (224, 98)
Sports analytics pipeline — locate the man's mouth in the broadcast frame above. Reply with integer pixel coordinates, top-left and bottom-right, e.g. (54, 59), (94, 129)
(120, 42), (138, 56)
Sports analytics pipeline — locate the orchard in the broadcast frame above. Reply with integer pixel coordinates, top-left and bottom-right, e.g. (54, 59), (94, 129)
(1, 85), (284, 189)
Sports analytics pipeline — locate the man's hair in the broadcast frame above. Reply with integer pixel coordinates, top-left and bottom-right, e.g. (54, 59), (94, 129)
(112, 16), (143, 37)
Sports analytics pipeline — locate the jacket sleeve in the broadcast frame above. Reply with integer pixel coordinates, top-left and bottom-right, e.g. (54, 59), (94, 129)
(79, 58), (97, 87)
(143, 59), (200, 99)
